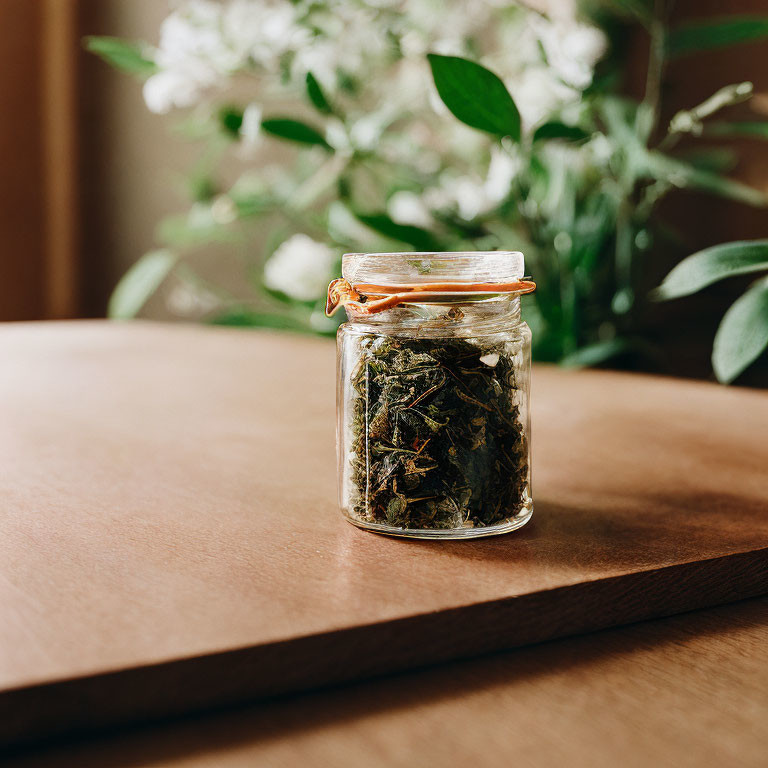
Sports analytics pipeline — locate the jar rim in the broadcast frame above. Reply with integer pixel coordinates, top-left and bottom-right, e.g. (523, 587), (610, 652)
(342, 250), (524, 286)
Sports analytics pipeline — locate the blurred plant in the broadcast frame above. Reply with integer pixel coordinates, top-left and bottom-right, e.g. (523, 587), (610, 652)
(88, 0), (768, 379)
(654, 240), (768, 382)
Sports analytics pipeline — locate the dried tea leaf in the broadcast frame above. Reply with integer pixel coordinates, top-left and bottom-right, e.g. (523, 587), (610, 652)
(347, 335), (528, 529)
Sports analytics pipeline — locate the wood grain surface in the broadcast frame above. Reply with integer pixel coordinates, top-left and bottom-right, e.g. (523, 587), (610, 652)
(1, 321), (767, 746)
(9, 597), (768, 768)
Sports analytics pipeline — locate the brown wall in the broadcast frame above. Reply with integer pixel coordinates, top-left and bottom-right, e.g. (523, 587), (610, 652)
(0, 0), (80, 321)
(663, 0), (768, 249)
(0, 1), (46, 320)
(78, 0), (197, 317)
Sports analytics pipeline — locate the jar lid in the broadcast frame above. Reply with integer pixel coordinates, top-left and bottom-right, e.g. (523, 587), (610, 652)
(328, 251), (532, 317)
(342, 251), (525, 286)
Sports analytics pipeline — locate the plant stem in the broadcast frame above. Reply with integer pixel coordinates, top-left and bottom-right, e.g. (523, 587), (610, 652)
(642, 0), (668, 139)
(659, 81), (754, 151)
(615, 199), (634, 298)
(612, 0), (668, 320)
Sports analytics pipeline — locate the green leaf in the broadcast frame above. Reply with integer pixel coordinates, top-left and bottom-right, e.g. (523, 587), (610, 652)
(427, 54), (521, 140)
(677, 147), (738, 174)
(653, 240), (768, 300)
(306, 72), (332, 114)
(532, 122), (590, 142)
(669, 17), (768, 57)
(705, 121), (768, 139)
(712, 276), (768, 382)
(560, 339), (631, 368)
(218, 106), (244, 138)
(647, 152), (767, 207)
(682, 168), (766, 206)
(158, 211), (238, 247)
(210, 309), (308, 331)
(108, 249), (176, 319)
(355, 213), (441, 251)
(188, 173), (217, 203)
(85, 36), (156, 76)
(261, 118), (331, 149)
(231, 193), (272, 218)
(604, 0), (654, 24)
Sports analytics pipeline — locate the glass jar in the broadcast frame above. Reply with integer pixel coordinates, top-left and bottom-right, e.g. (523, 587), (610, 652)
(332, 251), (533, 540)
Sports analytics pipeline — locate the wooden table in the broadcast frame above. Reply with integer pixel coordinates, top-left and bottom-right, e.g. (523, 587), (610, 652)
(2, 321), (767, 756)
(10, 596), (768, 767)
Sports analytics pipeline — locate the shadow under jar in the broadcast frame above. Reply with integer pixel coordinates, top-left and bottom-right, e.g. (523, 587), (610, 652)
(334, 251), (533, 539)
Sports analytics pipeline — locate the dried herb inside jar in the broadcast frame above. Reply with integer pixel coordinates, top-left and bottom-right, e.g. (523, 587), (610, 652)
(348, 335), (528, 529)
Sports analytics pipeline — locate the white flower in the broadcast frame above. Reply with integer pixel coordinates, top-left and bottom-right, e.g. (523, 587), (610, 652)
(394, 56), (429, 93)
(143, 69), (206, 114)
(400, 30), (428, 58)
(290, 4), (390, 90)
(509, 66), (580, 129)
(388, 191), (433, 228)
(222, 0), (306, 65)
(240, 102), (262, 145)
(324, 120), (352, 153)
(431, 37), (466, 56)
(531, 15), (607, 90)
(264, 234), (336, 301)
(406, 0), (496, 48)
(452, 177), (488, 221)
(290, 41), (339, 89)
(349, 114), (387, 151)
(143, 8), (222, 112)
(155, 2), (224, 68)
(484, 146), (520, 204)
(586, 133), (613, 166)
(424, 145), (520, 221)
(144, 0), (308, 113)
